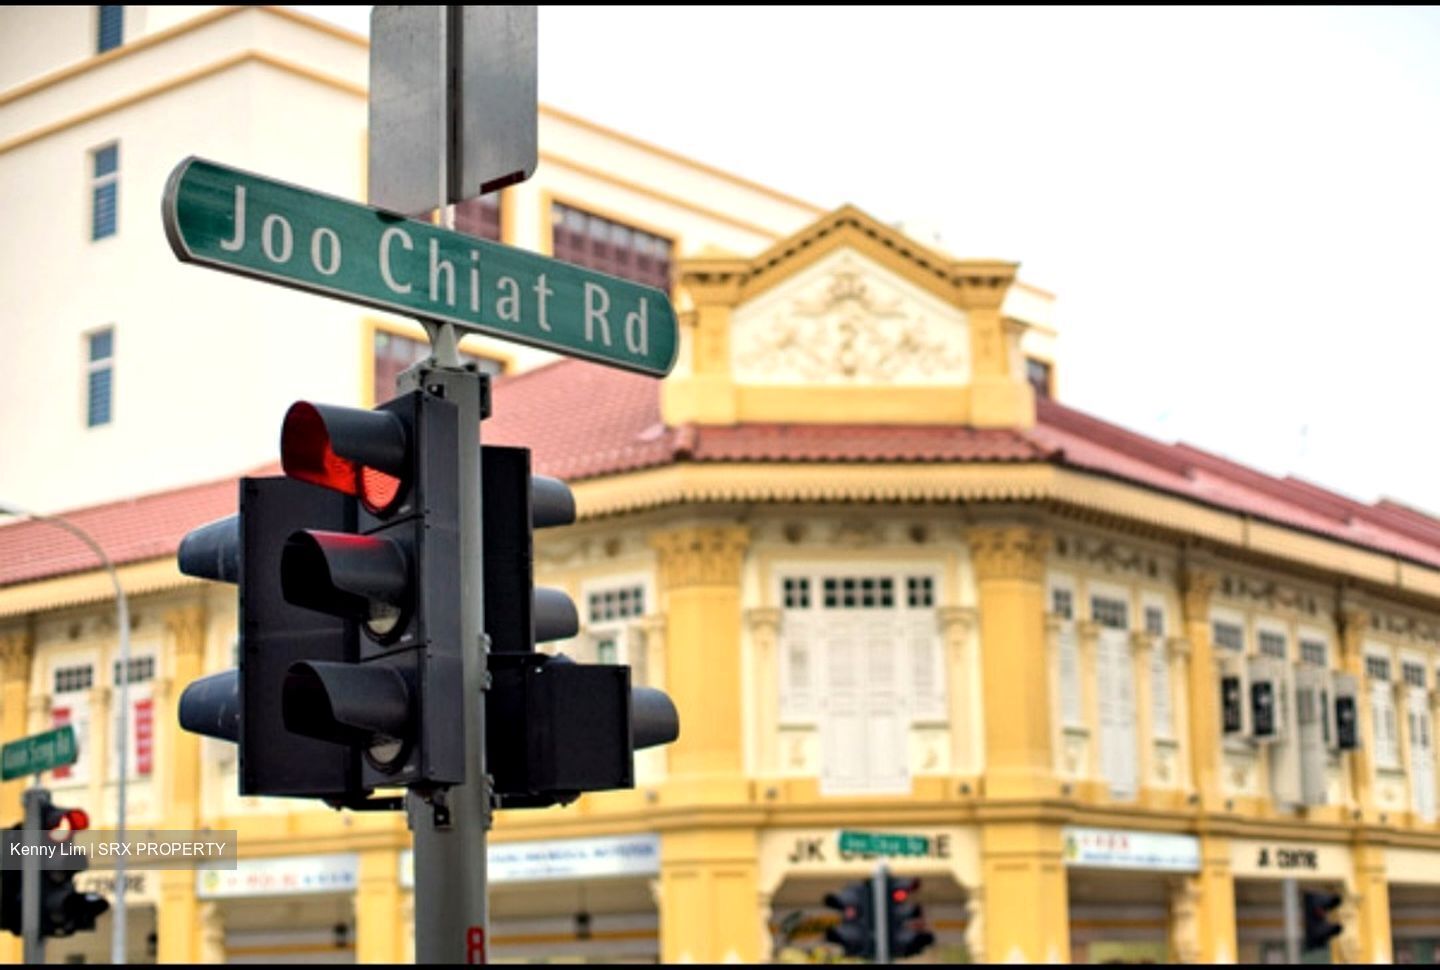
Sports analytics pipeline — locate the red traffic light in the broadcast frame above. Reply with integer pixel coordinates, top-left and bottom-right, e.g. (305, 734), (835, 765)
(281, 401), (408, 514)
(891, 888), (909, 903)
(41, 806), (89, 842)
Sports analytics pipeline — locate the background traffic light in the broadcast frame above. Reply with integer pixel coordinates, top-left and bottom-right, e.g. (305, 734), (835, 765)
(884, 875), (936, 959)
(1303, 889), (1343, 952)
(823, 878), (875, 959)
(1, 794), (108, 939)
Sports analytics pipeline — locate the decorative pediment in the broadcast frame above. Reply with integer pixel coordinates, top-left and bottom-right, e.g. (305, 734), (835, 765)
(730, 249), (969, 385)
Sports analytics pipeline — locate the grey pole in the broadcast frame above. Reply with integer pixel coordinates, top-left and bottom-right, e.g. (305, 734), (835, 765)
(1282, 877), (1301, 964)
(872, 862), (891, 965)
(400, 329), (489, 964)
(21, 785), (43, 964)
(0, 503), (130, 964)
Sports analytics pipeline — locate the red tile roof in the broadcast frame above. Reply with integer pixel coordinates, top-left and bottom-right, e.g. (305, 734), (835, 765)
(4, 359), (1439, 586)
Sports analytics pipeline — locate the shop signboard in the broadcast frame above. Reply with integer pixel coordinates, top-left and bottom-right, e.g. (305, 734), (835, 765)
(197, 853), (358, 899)
(1062, 827), (1200, 872)
(399, 834), (660, 889)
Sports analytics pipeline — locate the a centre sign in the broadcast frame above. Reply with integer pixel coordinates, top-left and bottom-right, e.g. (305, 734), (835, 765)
(162, 157), (678, 377)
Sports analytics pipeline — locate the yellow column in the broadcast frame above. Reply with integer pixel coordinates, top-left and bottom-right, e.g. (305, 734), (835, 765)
(0, 629), (33, 821)
(969, 524), (1054, 799)
(658, 828), (763, 964)
(356, 847), (403, 963)
(1338, 607), (1376, 818)
(649, 525), (750, 794)
(157, 605), (206, 963)
(1177, 566), (1237, 962)
(978, 821), (1068, 962)
(0, 628), (31, 966)
(1179, 567), (1222, 811)
(650, 525), (760, 963)
(1341, 841), (1391, 964)
(968, 524), (1067, 961)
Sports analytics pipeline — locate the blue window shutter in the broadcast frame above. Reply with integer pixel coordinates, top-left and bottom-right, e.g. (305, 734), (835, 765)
(98, 6), (124, 53)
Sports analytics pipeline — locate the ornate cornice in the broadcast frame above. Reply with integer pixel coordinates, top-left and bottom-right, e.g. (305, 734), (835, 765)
(1216, 573), (1323, 617)
(967, 525), (1049, 584)
(649, 526), (750, 591)
(1054, 533), (1169, 583)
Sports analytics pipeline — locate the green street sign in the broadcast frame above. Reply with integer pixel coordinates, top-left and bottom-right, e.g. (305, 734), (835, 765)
(838, 830), (931, 857)
(1, 725), (78, 781)
(162, 157), (678, 377)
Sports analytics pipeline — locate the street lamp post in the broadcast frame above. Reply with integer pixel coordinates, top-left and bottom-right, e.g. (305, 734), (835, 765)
(0, 502), (131, 965)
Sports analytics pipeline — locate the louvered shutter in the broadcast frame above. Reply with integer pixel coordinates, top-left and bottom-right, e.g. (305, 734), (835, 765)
(780, 610), (815, 722)
(1057, 622), (1082, 727)
(865, 612), (909, 792)
(909, 611), (944, 722)
(1409, 687), (1436, 821)
(820, 629), (866, 793)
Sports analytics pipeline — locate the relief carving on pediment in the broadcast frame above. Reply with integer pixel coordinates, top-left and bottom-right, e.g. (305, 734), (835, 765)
(733, 257), (966, 383)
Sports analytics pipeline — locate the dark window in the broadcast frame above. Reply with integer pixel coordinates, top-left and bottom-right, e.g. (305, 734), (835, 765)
(822, 577), (894, 609)
(1300, 639), (1327, 667)
(1051, 588), (1073, 620)
(783, 578), (810, 610)
(113, 656), (155, 686)
(1144, 605), (1165, 636)
(372, 331), (504, 402)
(1026, 357), (1052, 398)
(97, 6), (124, 53)
(906, 576), (934, 609)
(1091, 596), (1128, 630)
(1212, 621), (1244, 652)
(87, 328), (114, 427)
(55, 665), (94, 694)
(92, 143), (118, 240)
(452, 194), (501, 241)
(1258, 630), (1287, 659)
(551, 202), (673, 292)
(587, 586), (645, 623)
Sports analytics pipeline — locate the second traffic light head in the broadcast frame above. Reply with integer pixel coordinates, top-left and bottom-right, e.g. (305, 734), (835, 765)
(281, 530), (411, 643)
(282, 661), (413, 771)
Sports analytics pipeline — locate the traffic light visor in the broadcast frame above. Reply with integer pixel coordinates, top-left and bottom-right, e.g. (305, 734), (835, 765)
(281, 530), (410, 641)
(281, 401), (408, 514)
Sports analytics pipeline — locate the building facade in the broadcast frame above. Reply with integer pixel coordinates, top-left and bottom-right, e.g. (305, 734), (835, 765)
(3, 5), (1440, 967)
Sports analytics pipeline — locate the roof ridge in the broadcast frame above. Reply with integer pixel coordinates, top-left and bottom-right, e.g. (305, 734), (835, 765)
(1034, 397), (1193, 476)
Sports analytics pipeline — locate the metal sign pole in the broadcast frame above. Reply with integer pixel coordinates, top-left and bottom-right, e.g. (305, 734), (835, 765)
(1282, 877), (1301, 964)
(872, 862), (890, 965)
(21, 785), (43, 965)
(403, 339), (488, 964)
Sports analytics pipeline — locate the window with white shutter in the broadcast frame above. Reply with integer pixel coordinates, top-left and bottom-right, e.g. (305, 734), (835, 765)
(111, 652), (156, 782)
(1144, 604), (1173, 740)
(51, 662), (94, 786)
(1367, 655), (1401, 769)
(582, 579), (648, 681)
(1403, 662), (1436, 821)
(781, 567), (940, 793)
(1092, 595), (1137, 800)
(1052, 583), (1082, 728)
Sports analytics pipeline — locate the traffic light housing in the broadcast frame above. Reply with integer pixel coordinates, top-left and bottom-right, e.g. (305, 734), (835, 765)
(885, 875), (936, 959)
(1, 794), (108, 939)
(481, 445), (679, 808)
(178, 389), (463, 801)
(1303, 890), (1343, 952)
(823, 879), (875, 959)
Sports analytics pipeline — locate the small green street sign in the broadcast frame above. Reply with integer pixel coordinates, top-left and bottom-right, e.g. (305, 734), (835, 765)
(162, 157), (678, 377)
(839, 830), (931, 857)
(1, 725), (78, 781)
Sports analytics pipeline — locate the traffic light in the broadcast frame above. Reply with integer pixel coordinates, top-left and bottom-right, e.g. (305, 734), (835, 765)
(1303, 890), (1343, 952)
(178, 388), (464, 801)
(1, 794), (108, 939)
(276, 390), (463, 790)
(481, 445), (679, 808)
(823, 878), (875, 959)
(884, 874), (936, 959)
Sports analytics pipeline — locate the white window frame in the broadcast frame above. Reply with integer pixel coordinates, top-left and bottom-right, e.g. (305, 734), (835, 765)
(48, 653), (98, 788)
(579, 574), (652, 677)
(109, 647), (158, 784)
(1142, 592), (1174, 741)
(1365, 647), (1401, 771)
(1049, 573), (1083, 730)
(1089, 581), (1137, 800)
(775, 561), (943, 794)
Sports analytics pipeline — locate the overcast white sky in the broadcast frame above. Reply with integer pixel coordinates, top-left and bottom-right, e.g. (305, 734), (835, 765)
(295, 5), (1440, 514)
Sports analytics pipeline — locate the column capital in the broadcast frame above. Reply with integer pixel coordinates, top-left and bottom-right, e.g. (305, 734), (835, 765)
(165, 605), (207, 658)
(1129, 631), (1154, 654)
(744, 607), (783, 637)
(966, 525), (1049, 584)
(636, 612), (668, 638)
(650, 525), (750, 590)
(1179, 567), (1219, 622)
(1076, 619), (1101, 643)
